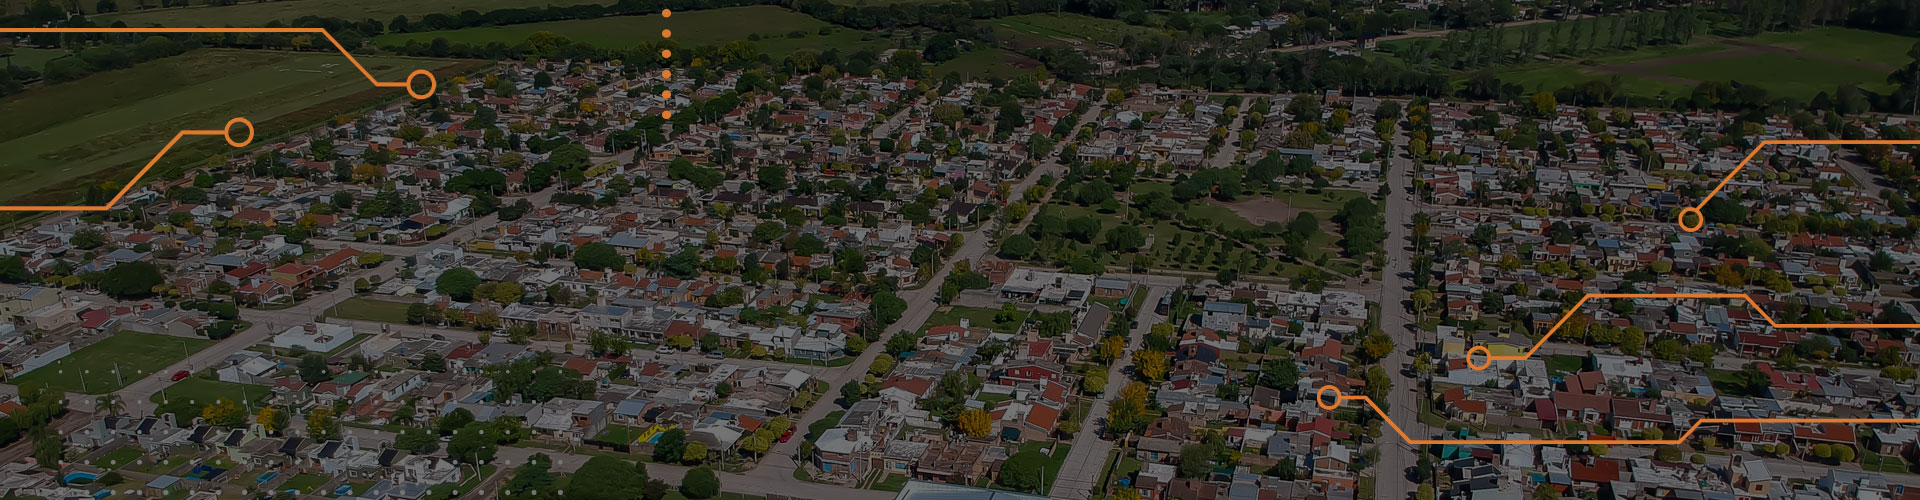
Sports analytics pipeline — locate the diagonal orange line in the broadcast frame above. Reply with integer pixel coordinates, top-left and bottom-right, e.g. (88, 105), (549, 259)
(1483, 292), (1920, 363)
(0, 28), (436, 212)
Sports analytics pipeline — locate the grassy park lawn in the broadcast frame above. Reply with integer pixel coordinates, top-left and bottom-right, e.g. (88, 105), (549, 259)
(0, 49), (473, 206)
(152, 377), (272, 407)
(376, 6), (846, 56)
(11, 333), (215, 394)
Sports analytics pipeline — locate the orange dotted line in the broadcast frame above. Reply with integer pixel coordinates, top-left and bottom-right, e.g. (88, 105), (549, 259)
(660, 9), (674, 119)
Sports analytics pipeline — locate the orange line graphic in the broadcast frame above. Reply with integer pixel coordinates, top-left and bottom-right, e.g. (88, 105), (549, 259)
(1314, 386), (1920, 445)
(1679, 139), (1920, 232)
(1, 28), (437, 211)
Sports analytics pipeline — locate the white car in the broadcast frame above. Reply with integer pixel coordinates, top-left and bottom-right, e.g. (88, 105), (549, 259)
(655, 345), (676, 355)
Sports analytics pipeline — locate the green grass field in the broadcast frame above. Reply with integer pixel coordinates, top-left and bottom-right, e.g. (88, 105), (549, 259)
(0, 49), (472, 205)
(1448, 27), (1919, 101)
(11, 333), (215, 394)
(1748, 27), (1919, 68)
(933, 48), (1042, 81)
(5, 47), (71, 71)
(375, 6), (839, 55)
(989, 13), (1161, 48)
(99, 0), (613, 27)
(152, 377), (272, 407)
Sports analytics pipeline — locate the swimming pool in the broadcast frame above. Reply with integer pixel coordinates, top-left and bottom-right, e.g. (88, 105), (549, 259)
(62, 472), (98, 485)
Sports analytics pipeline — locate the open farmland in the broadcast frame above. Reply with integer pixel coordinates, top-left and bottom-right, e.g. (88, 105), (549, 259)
(0, 49), (475, 206)
(373, 6), (851, 56)
(1385, 26), (1917, 101)
(989, 13), (1163, 49)
(99, 0), (614, 27)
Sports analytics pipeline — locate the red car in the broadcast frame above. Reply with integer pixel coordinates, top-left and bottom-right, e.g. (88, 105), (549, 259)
(171, 370), (190, 381)
(779, 428), (794, 443)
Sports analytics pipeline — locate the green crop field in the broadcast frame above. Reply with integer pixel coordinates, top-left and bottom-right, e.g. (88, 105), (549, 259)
(374, 6), (838, 55)
(0, 49), (474, 206)
(152, 377), (272, 407)
(99, 0), (614, 28)
(11, 333), (215, 394)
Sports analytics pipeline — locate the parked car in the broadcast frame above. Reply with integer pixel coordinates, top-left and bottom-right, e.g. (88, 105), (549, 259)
(705, 351), (725, 360)
(171, 370), (191, 381)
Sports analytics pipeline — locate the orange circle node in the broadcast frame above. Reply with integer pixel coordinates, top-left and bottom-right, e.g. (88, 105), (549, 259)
(406, 69), (437, 100)
(661, 49), (672, 58)
(662, 70), (672, 79)
(662, 110), (673, 119)
(662, 90), (672, 99)
(661, 29), (672, 39)
(224, 117), (254, 148)
(1466, 345), (1493, 371)
(1677, 207), (1704, 232)
(661, 8), (672, 17)
(1315, 386), (1342, 410)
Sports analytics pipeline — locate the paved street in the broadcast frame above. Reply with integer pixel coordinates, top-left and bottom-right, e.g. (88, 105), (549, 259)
(1373, 125), (1431, 500)
(1051, 278), (1178, 500)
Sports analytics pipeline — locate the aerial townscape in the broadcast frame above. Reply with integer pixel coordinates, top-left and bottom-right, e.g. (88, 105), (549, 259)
(12, 0), (1920, 500)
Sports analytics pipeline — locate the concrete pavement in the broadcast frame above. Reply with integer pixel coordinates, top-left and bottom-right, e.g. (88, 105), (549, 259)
(1051, 282), (1172, 500)
(1372, 122), (1431, 500)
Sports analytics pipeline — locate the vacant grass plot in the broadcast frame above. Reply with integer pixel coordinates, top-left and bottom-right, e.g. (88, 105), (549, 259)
(0, 49), (470, 205)
(11, 333), (215, 394)
(6, 47), (71, 70)
(375, 7), (831, 54)
(153, 377), (272, 407)
(100, 0), (613, 27)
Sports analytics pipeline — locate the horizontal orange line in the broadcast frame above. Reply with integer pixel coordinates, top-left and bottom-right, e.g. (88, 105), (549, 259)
(1483, 293), (1913, 363)
(1328, 392), (1918, 445)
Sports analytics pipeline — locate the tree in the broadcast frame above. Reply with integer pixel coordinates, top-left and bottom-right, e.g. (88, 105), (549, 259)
(1534, 483), (1559, 500)
(1258, 359), (1299, 390)
(840, 381), (866, 404)
(991, 450), (1048, 492)
(503, 453), (556, 497)
(438, 408), (475, 436)
(680, 467), (720, 499)
(999, 234), (1037, 259)
(447, 421), (498, 463)
(1104, 225), (1146, 251)
(97, 262), (164, 298)
(567, 456), (653, 500)
(202, 398), (246, 427)
(682, 441), (708, 464)
(435, 267), (482, 301)
(957, 408), (992, 438)
(1097, 336), (1126, 362)
(574, 242), (624, 270)
(305, 407), (339, 440)
(297, 354), (331, 383)
(397, 427), (439, 453)
(652, 428), (686, 463)
(1133, 350), (1168, 381)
